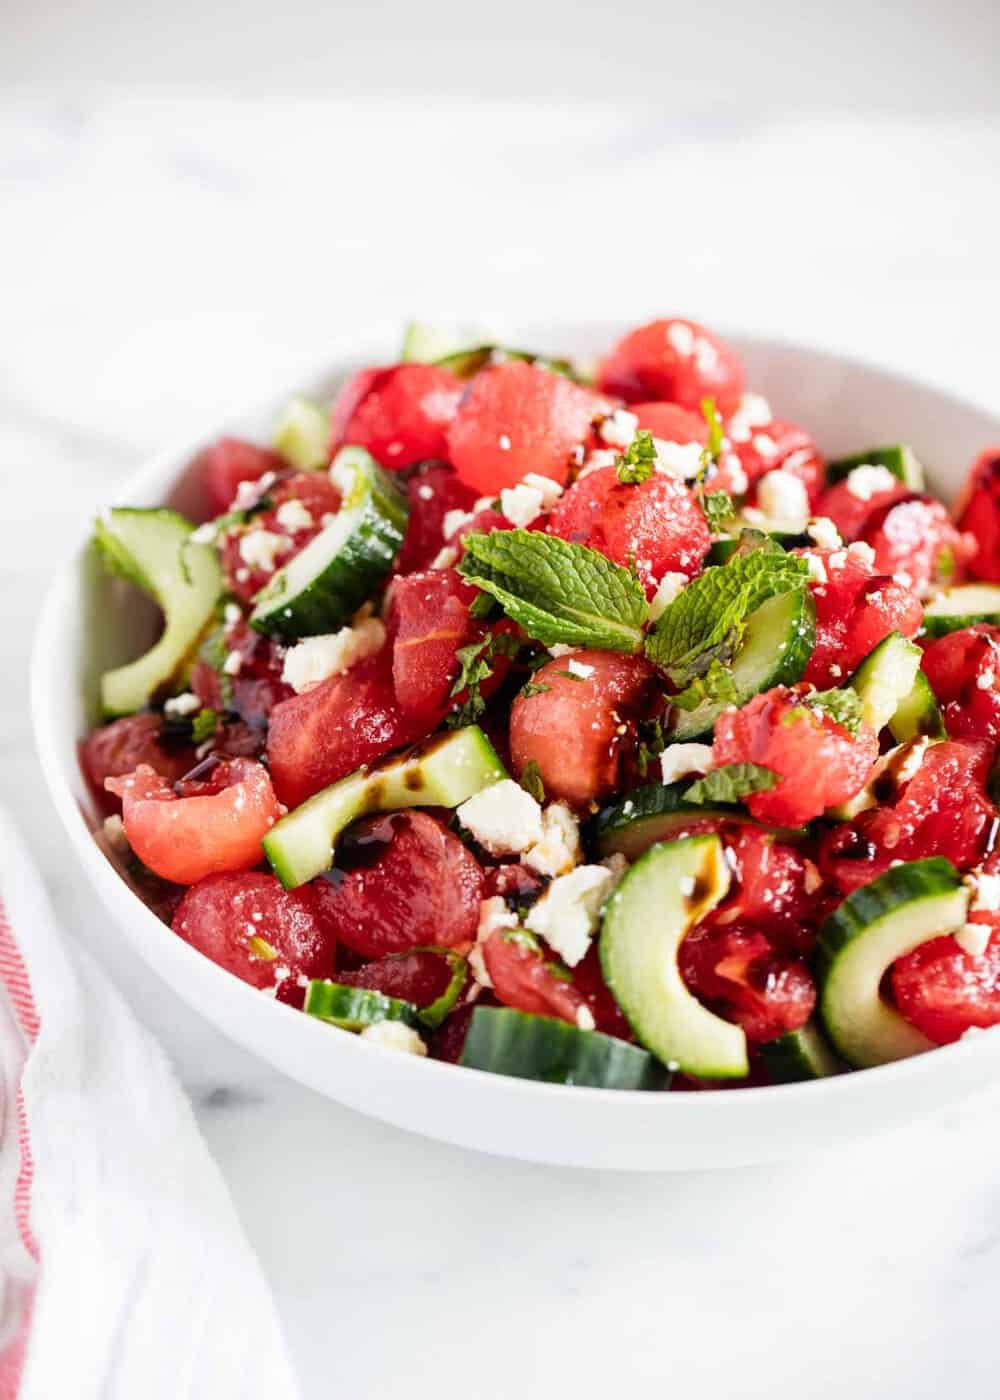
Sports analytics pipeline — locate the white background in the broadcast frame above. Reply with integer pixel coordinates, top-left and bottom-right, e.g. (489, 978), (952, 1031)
(3, 5), (1000, 1396)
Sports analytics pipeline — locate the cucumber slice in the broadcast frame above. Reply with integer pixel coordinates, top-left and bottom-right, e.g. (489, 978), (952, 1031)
(264, 725), (507, 888)
(815, 857), (968, 1068)
(707, 530), (810, 565)
(670, 588), (816, 742)
(94, 508), (222, 717)
(826, 444), (925, 491)
(304, 980), (419, 1031)
(923, 584), (1000, 638)
(250, 447), (407, 639)
(591, 781), (804, 861)
(847, 631), (922, 732)
(889, 669), (946, 742)
(600, 834), (749, 1079)
(401, 321), (469, 363)
(759, 1023), (843, 1082)
(272, 396), (330, 471)
(460, 1007), (668, 1089)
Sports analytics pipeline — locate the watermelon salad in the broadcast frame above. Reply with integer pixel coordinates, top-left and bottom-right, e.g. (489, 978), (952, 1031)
(81, 317), (1000, 1091)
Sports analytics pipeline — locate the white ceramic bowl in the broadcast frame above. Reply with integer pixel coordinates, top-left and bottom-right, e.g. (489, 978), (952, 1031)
(31, 322), (1000, 1169)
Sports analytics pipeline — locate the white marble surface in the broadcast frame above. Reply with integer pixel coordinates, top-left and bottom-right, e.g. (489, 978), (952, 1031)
(4, 93), (1000, 1397)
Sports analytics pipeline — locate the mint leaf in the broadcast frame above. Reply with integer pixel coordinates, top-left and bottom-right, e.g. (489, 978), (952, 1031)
(645, 545), (809, 685)
(701, 489), (735, 534)
(191, 708), (219, 744)
(468, 591), (496, 620)
(519, 680), (551, 699)
(636, 716), (667, 778)
(683, 762), (778, 805)
(616, 430), (657, 484)
(671, 657), (740, 712)
(458, 530), (648, 653)
(519, 759), (546, 803)
(800, 686), (864, 736)
(446, 631), (521, 728)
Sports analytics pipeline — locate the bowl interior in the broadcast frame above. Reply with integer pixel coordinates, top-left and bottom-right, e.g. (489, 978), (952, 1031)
(32, 324), (1000, 1169)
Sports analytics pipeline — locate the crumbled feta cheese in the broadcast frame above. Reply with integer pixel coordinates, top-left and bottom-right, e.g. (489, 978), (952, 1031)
(755, 470), (809, 532)
(500, 481), (546, 528)
(576, 1006), (597, 1032)
(163, 691), (201, 718)
(805, 554), (828, 585)
(965, 871), (1000, 913)
(417, 483), (435, 501)
(222, 650), (243, 676)
(977, 669), (996, 691)
(727, 393), (772, 442)
(567, 659), (595, 680)
(660, 743), (714, 786)
(649, 571), (689, 621)
(521, 473), (564, 508)
(477, 895), (519, 942)
(473, 496), (496, 512)
(829, 663), (843, 678)
(234, 567), (250, 583)
(275, 498), (315, 532)
(238, 529), (287, 572)
(548, 644), (577, 658)
(525, 865), (616, 967)
(442, 508), (474, 539)
(359, 1021), (427, 1056)
(808, 516), (842, 550)
(828, 549), (848, 570)
(524, 803), (581, 878)
(224, 602), (243, 627)
(281, 617), (386, 692)
(893, 736), (930, 786)
(456, 779), (544, 855)
(430, 545), (459, 570)
(954, 923), (992, 958)
(752, 433), (779, 459)
(721, 455), (749, 495)
(230, 472), (277, 512)
(578, 448), (619, 478)
(847, 540), (876, 568)
(845, 464), (897, 501)
(599, 408), (639, 449)
(654, 438), (704, 480)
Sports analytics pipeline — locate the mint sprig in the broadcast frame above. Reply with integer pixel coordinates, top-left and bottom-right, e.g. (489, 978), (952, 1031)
(446, 631), (521, 728)
(616, 430), (657, 484)
(683, 762), (778, 806)
(671, 657), (739, 712)
(644, 543), (809, 685)
(800, 686), (864, 736)
(458, 530), (648, 653)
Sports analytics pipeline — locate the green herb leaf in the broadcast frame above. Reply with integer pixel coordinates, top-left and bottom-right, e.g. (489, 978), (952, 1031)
(635, 716), (667, 778)
(700, 489), (736, 534)
(458, 529), (648, 653)
(645, 545), (809, 686)
(671, 657), (740, 712)
(520, 759), (546, 803)
(197, 627), (235, 708)
(800, 686), (864, 736)
(191, 708), (219, 744)
(446, 631), (521, 728)
(519, 681), (551, 699)
(683, 762), (779, 806)
(468, 591), (496, 620)
(616, 429), (657, 484)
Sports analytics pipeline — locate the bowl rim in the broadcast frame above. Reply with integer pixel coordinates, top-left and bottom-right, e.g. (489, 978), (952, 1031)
(29, 320), (1000, 1117)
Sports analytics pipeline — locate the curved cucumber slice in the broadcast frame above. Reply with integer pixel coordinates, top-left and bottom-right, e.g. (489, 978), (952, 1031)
(889, 669), (946, 742)
(304, 981), (419, 1031)
(401, 321), (470, 363)
(759, 1023), (842, 1083)
(815, 857), (968, 1068)
(264, 726), (507, 888)
(671, 587), (816, 742)
(847, 631), (922, 733)
(460, 1007), (668, 1089)
(95, 508), (222, 717)
(250, 447), (407, 638)
(923, 584), (1000, 638)
(600, 834), (748, 1079)
(826, 444), (925, 491)
(272, 396), (330, 471)
(591, 781), (804, 862)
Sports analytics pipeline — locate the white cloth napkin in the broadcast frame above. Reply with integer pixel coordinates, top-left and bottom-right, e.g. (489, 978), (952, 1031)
(0, 808), (299, 1400)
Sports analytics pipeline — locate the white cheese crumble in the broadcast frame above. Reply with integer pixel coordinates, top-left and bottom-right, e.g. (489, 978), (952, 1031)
(442, 508), (474, 539)
(578, 448), (619, 478)
(274, 498), (315, 532)
(726, 393), (772, 443)
(548, 644), (577, 658)
(753, 469), (809, 533)
(359, 1021), (427, 1056)
(521, 473), (564, 509)
(660, 743), (714, 786)
(567, 658), (595, 680)
(456, 779), (544, 855)
(721, 455), (749, 495)
(230, 472), (277, 512)
(430, 545), (459, 570)
(977, 669), (996, 691)
(845, 464), (897, 501)
(847, 540), (876, 568)
(281, 617), (386, 693)
(752, 433), (779, 459)
(965, 871), (1000, 913)
(469, 896), (518, 988)
(649, 571), (688, 621)
(599, 408), (639, 449)
(524, 865), (616, 967)
(954, 923), (992, 958)
(524, 803), (581, 879)
(805, 554), (828, 585)
(808, 516), (842, 550)
(222, 650), (243, 676)
(576, 1006), (597, 1032)
(163, 691), (201, 718)
(500, 481), (546, 528)
(224, 602), (243, 627)
(654, 438), (704, 480)
(238, 529), (287, 573)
